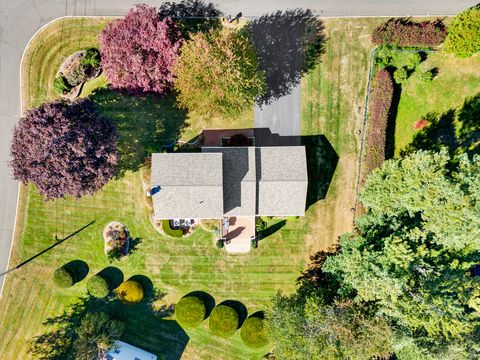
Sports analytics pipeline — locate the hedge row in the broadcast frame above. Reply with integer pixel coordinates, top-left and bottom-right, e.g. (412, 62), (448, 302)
(87, 274), (110, 298)
(372, 18), (446, 48)
(240, 316), (269, 348)
(365, 69), (394, 173)
(116, 280), (144, 304)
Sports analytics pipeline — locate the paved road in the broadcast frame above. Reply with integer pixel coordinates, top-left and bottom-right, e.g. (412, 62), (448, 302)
(0, 0), (478, 295)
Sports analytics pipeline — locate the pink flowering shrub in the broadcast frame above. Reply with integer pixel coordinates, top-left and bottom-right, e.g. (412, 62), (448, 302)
(10, 99), (118, 200)
(365, 69), (394, 173)
(99, 4), (183, 95)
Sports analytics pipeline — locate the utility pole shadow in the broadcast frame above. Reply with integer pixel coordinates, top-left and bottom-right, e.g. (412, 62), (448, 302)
(0, 220), (95, 277)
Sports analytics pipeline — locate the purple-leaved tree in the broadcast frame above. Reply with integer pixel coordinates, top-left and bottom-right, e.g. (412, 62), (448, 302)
(99, 4), (183, 95)
(11, 99), (118, 200)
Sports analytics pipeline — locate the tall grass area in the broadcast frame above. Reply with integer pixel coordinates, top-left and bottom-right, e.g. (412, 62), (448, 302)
(394, 53), (480, 154)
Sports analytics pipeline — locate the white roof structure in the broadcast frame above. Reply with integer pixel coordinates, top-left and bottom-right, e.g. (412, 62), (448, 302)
(106, 340), (157, 360)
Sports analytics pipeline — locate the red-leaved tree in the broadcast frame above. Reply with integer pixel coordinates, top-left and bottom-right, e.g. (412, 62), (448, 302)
(99, 4), (183, 94)
(11, 99), (118, 200)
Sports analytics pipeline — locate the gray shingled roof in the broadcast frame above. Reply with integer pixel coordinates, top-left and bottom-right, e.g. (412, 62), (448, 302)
(150, 146), (308, 219)
(256, 147), (308, 216)
(202, 147), (256, 216)
(151, 153), (224, 219)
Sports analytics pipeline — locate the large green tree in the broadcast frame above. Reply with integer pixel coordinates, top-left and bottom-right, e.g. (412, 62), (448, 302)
(267, 294), (394, 360)
(444, 5), (480, 57)
(323, 150), (480, 357)
(174, 28), (264, 117)
(74, 312), (125, 360)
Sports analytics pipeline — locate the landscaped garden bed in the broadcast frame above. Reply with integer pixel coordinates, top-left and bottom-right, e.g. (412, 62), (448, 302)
(54, 48), (102, 98)
(103, 222), (130, 260)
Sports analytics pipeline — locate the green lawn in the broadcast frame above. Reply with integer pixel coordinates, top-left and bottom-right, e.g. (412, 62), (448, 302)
(301, 17), (382, 247)
(3, 17), (310, 360)
(388, 53), (480, 155)
(1, 173), (305, 359)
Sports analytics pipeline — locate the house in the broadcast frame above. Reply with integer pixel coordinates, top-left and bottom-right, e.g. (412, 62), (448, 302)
(150, 144), (308, 252)
(106, 340), (157, 360)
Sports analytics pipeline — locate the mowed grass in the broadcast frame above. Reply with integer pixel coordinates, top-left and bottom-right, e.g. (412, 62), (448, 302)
(1, 173), (303, 359)
(1, 17), (306, 360)
(301, 18), (382, 251)
(393, 53), (480, 154)
(22, 17), (112, 109)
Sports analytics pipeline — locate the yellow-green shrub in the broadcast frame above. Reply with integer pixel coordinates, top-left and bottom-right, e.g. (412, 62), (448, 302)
(116, 280), (144, 304)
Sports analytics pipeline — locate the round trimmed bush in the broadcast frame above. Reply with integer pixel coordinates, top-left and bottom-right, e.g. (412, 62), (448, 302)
(175, 296), (207, 328)
(393, 67), (408, 84)
(209, 305), (239, 338)
(116, 280), (144, 304)
(87, 275), (109, 298)
(240, 317), (269, 348)
(52, 267), (75, 288)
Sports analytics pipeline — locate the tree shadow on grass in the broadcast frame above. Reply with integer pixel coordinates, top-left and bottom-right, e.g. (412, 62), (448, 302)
(158, 0), (222, 37)
(90, 88), (188, 176)
(385, 75), (402, 159)
(29, 293), (189, 360)
(97, 266), (124, 290)
(400, 93), (480, 158)
(64, 260), (89, 283)
(401, 110), (458, 157)
(219, 300), (248, 328)
(296, 248), (340, 302)
(457, 93), (480, 154)
(249, 9), (326, 105)
(185, 291), (216, 318)
(128, 237), (142, 256)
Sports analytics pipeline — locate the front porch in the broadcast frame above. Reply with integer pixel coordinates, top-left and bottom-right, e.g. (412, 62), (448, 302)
(220, 216), (256, 254)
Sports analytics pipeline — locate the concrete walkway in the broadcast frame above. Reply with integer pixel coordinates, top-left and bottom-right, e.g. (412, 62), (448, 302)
(0, 0), (478, 295)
